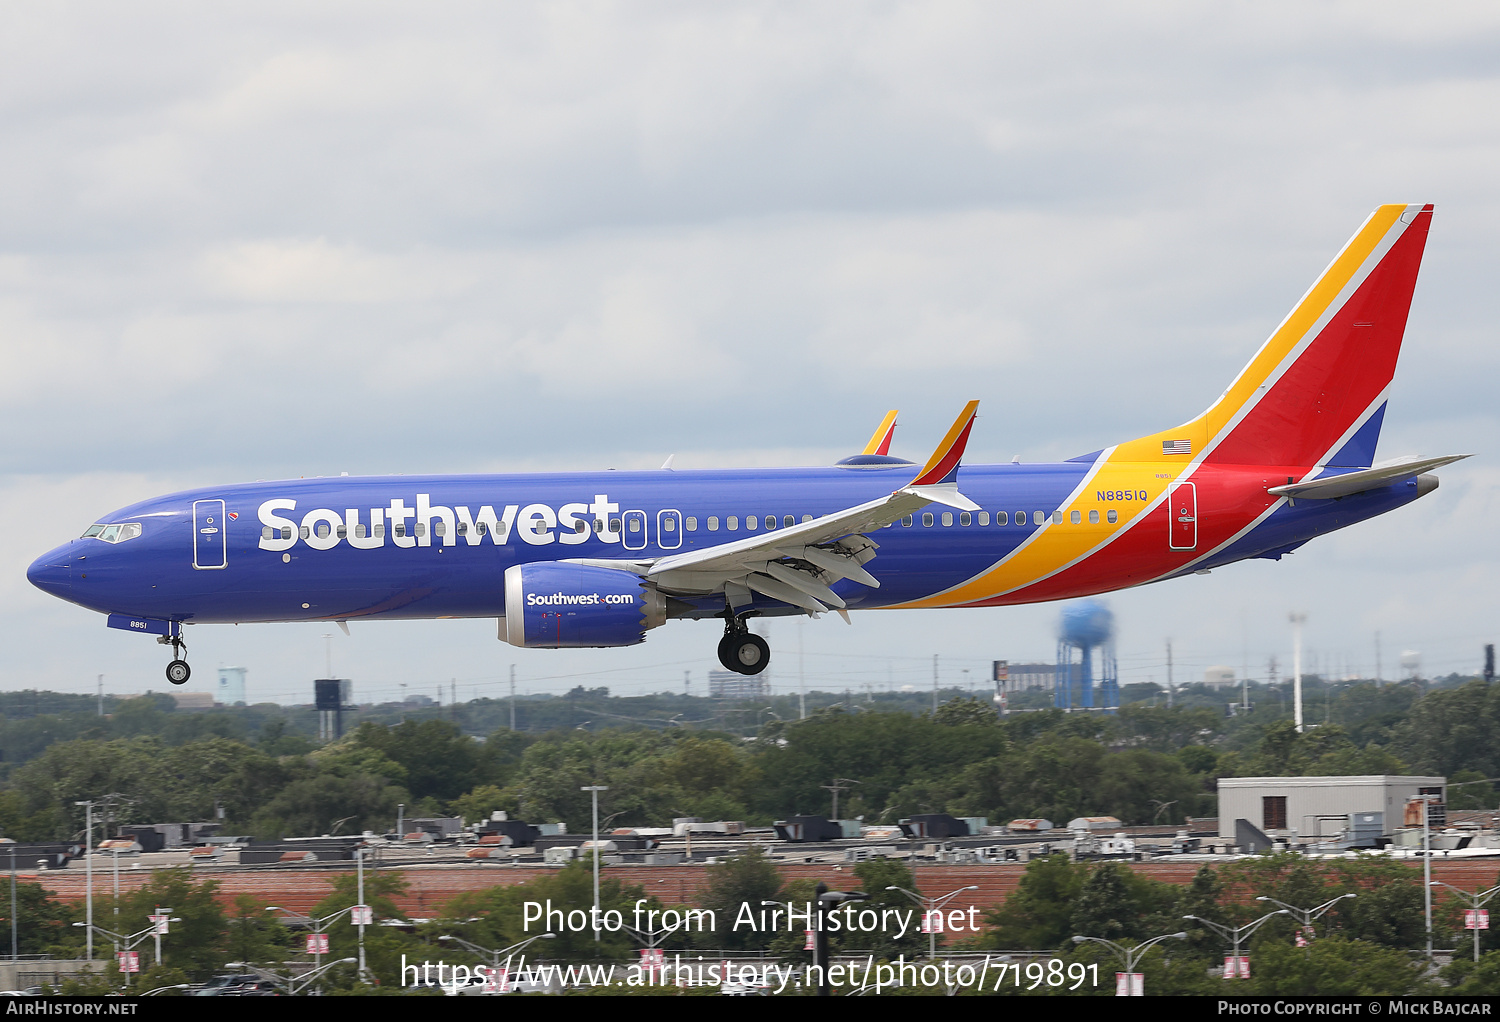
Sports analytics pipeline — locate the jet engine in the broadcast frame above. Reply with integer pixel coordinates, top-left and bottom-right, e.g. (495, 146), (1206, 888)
(500, 562), (666, 648)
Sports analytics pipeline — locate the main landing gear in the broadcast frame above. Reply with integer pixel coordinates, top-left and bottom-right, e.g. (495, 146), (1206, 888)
(158, 631), (191, 685)
(718, 618), (770, 676)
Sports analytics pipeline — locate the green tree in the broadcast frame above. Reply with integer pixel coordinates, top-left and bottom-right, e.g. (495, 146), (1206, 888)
(1246, 935), (1425, 995)
(847, 858), (927, 958)
(106, 868), (227, 982)
(980, 854), (1083, 951)
(0, 879), (81, 956)
(441, 859), (664, 965)
(694, 847), (786, 951)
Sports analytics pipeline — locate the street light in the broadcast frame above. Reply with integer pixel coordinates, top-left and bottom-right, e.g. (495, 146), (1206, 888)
(226, 956), (358, 996)
(1254, 893), (1355, 946)
(266, 903), (363, 978)
(438, 932), (556, 984)
(885, 884), (979, 959)
(1184, 909), (1289, 979)
(1429, 881), (1500, 962)
(580, 785), (609, 942)
(1072, 931), (1186, 996)
(72, 918), (178, 989)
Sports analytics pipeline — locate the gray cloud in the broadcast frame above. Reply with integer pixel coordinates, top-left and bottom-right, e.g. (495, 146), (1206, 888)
(4, 2), (1498, 698)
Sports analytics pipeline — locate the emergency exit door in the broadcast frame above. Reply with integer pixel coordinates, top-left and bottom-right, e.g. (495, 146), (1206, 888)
(1167, 482), (1197, 551)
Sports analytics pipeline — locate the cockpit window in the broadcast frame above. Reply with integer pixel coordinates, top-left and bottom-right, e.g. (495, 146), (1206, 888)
(84, 523), (143, 544)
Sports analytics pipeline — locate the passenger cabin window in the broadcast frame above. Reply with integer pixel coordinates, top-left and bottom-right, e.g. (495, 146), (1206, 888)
(434, 522), (446, 537)
(922, 512), (934, 527)
(746, 516), (757, 531)
(727, 516), (738, 530)
(414, 523), (427, 538)
(902, 515), (912, 527)
(1032, 511), (1044, 526)
(1051, 511), (1062, 524)
(609, 518), (621, 533)
(1106, 510), (1117, 524)
(686, 517), (697, 531)
(1070, 510), (1081, 524)
(960, 512), (971, 526)
(801, 514), (812, 524)
(708, 516), (720, 531)
(662, 517), (676, 532)
(336, 525), (348, 539)
(629, 518), (641, 533)
(995, 511), (1007, 526)
(301, 526), (312, 539)
(355, 524), (368, 538)
(283, 526), (294, 540)
(575, 522), (587, 534)
(784, 515), (795, 528)
(1089, 510), (1100, 524)
(374, 524), (386, 537)
(941, 512), (953, 526)
(979, 511), (991, 526)
(765, 515), (776, 530)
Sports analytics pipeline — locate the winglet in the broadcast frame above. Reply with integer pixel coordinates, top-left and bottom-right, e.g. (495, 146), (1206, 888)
(862, 410), (899, 456)
(909, 401), (979, 486)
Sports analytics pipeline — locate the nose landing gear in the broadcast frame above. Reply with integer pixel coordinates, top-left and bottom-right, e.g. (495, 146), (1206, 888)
(157, 628), (191, 685)
(717, 618), (770, 676)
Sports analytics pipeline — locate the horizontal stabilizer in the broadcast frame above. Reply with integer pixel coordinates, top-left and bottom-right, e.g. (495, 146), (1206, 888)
(1268, 454), (1470, 500)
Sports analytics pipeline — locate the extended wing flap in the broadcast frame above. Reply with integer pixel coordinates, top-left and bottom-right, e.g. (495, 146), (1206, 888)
(1268, 454), (1470, 500)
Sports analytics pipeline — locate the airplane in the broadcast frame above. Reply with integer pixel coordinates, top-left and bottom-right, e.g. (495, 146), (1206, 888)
(28, 203), (1467, 686)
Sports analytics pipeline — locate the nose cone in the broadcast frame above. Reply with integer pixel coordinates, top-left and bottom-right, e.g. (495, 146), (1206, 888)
(27, 545), (73, 598)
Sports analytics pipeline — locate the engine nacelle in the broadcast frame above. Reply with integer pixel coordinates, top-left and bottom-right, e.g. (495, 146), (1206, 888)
(500, 562), (666, 648)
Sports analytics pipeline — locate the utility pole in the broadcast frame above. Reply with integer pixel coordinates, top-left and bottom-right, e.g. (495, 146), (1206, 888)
(509, 666), (516, 731)
(1290, 612), (1307, 731)
(932, 654), (939, 714)
(798, 622), (806, 720)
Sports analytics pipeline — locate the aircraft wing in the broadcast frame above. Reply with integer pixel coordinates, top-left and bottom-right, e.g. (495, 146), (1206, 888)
(571, 402), (980, 614)
(1268, 454), (1470, 500)
(647, 402), (979, 613)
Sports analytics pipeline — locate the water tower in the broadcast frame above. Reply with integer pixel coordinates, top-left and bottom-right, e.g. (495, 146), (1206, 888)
(1055, 600), (1119, 711)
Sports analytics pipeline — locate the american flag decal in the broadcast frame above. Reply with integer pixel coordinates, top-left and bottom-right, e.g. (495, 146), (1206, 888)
(1161, 439), (1192, 455)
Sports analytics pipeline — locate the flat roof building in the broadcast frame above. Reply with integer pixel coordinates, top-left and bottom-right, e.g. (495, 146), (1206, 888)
(1217, 775), (1444, 841)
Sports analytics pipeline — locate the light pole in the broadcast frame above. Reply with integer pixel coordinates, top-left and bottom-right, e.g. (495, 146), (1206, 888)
(1184, 909), (1289, 978)
(227, 956), (358, 996)
(1072, 931), (1186, 996)
(439, 932), (555, 988)
(73, 801), (94, 961)
(72, 919), (176, 989)
(581, 785), (609, 942)
(1254, 893), (1355, 946)
(266, 903), (362, 978)
(886, 884), (979, 958)
(1429, 881), (1500, 962)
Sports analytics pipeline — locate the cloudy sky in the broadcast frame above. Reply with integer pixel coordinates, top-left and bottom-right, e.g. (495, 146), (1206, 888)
(4, 3), (1498, 705)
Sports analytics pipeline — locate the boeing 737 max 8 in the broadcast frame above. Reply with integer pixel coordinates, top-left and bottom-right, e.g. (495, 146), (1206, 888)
(27, 204), (1465, 684)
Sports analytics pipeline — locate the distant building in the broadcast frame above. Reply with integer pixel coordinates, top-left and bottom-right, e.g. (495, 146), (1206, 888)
(1203, 666), (1236, 689)
(217, 666), (247, 706)
(1218, 775), (1445, 841)
(708, 671), (766, 700)
(1005, 663), (1056, 692)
